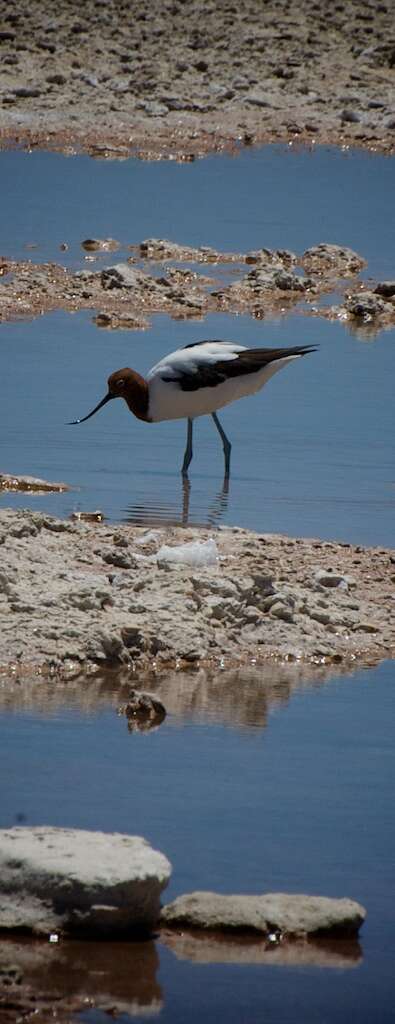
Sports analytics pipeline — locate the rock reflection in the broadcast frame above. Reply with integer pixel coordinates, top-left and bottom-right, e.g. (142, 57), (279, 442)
(160, 928), (362, 968)
(0, 661), (352, 732)
(346, 318), (384, 341)
(0, 937), (162, 1018)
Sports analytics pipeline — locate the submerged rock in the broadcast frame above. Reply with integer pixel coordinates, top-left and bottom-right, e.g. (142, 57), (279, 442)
(0, 826), (171, 937)
(161, 891), (366, 938)
(119, 689), (167, 731)
(81, 238), (120, 252)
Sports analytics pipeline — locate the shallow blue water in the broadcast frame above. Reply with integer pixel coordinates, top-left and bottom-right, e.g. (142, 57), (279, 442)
(1, 661), (394, 1022)
(1, 145), (394, 279)
(1, 309), (394, 545)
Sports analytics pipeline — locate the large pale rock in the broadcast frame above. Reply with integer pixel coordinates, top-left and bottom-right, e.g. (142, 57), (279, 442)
(161, 891), (366, 937)
(0, 827), (171, 937)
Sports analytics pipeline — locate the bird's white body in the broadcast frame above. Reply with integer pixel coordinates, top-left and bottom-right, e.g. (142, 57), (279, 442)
(146, 341), (300, 422)
(71, 338), (315, 478)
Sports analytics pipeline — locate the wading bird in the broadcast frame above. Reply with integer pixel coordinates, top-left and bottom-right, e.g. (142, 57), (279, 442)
(70, 340), (316, 477)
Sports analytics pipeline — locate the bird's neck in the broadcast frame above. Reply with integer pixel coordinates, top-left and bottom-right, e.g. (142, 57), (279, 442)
(124, 372), (150, 422)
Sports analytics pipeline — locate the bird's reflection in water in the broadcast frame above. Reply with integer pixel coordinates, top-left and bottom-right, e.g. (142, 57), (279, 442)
(122, 475), (230, 528)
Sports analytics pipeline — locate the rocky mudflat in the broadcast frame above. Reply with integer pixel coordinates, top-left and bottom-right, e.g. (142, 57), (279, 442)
(1, 507), (394, 674)
(1, 240), (394, 333)
(0, 0), (394, 158)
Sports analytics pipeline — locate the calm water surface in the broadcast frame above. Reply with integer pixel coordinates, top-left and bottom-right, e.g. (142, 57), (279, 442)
(1, 145), (394, 278)
(0, 661), (394, 1021)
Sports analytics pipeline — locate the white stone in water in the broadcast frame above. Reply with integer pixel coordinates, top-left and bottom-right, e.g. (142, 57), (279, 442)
(0, 827), (171, 937)
(156, 539), (218, 567)
(161, 891), (366, 937)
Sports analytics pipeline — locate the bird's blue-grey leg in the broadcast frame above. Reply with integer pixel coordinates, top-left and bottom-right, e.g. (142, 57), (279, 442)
(181, 417), (194, 476)
(212, 412), (231, 478)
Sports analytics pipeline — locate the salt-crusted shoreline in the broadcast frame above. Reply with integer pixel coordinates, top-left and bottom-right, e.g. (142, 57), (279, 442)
(1, 508), (394, 675)
(0, 0), (394, 159)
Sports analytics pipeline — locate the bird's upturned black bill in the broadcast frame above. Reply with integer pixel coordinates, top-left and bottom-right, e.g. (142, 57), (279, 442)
(68, 392), (114, 425)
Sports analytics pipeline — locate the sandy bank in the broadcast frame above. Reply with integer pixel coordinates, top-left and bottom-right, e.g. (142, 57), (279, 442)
(1, 508), (394, 675)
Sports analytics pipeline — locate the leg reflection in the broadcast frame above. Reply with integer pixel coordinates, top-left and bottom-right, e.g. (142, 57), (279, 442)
(180, 475), (229, 528)
(122, 477), (230, 528)
(182, 475), (191, 526)
(206, 475), (230, 527)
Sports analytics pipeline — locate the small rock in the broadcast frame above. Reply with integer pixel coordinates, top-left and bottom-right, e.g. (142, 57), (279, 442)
(136, 100), (169, 116)
(101, 263), (143, 290)
(80, 74), (99, 87)
(353, 621), (380, 633)
(46, 73), (67, 86)
(374, 281), (395, 298)
(245, 90), (273, 107)
(307, 608), (332, 626)
(340, 109), (361, 123)
(11, 86), (41, 98)
(119, 689), (166, 731)
(270, 602), (294, 623)
(314, 569), (355, 589)
(101, 549), (137, 569)
(161, 96), (192, 110)
(93, 311), (148, 330)
(345, 291), (387, 318)
(82, 238), (120, 252)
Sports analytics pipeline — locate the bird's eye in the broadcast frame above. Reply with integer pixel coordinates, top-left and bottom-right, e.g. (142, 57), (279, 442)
(117, 379), (125, 389)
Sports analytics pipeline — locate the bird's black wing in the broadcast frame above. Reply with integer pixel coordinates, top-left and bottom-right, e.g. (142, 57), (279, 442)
(161, 345), (316, 392)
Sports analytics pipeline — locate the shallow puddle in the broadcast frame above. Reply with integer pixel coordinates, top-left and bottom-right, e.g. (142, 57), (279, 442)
(0, 660), (394, 1021)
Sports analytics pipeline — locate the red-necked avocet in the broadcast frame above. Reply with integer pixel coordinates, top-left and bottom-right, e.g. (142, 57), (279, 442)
(70, 339), (316, 477)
